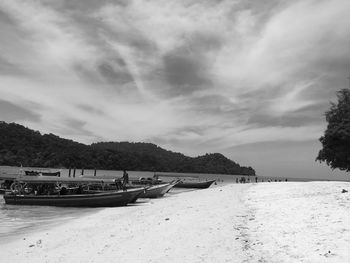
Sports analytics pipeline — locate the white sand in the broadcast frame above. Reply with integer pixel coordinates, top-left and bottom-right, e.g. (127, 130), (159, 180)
(241, 182), (350, 263)
(0, 182), (349, 263)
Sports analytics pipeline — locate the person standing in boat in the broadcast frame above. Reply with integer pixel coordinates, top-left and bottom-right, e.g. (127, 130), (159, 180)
(122, 170), (129, 190)
(153, 172), (160, 184)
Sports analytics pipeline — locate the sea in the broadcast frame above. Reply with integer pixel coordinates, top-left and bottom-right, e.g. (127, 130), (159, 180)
(0, 165), (314, 242)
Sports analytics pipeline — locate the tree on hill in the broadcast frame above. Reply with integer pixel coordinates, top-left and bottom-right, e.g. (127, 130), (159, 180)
(0, 121), (255, 175)
(316, 88), (350, 171)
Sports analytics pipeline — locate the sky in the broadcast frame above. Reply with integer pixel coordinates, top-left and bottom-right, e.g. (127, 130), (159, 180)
(0, 0), (349, 180)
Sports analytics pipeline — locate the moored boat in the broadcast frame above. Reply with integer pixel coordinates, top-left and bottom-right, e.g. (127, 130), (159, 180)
(3, 188), (144, 207)
(174, 179), (216, 189)
(2, 176), (145, 207)
(139, 182), (177, 198)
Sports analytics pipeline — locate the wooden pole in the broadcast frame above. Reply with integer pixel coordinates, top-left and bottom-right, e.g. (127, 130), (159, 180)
(81, 168), (84, 176)
(94, 169), (97, 177)
(73, 168), (76, 178)
(68, 168), (71, 177)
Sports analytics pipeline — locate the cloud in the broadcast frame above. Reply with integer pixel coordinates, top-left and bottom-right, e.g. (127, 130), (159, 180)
(0, 56), (22, 75)
(0, 99), (41, 122)
(162, 50), (210, 95)
(0, 0), (349, 176)
(97, 62), (134, 86)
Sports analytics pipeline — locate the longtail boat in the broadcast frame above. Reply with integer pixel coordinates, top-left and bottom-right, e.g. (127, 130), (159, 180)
(2, 175), (145, 207)
(83, 174), (179, 199)
(139, 182), (177, 198)
(174, 179), (216, 189)
(4, 188), (144, 207)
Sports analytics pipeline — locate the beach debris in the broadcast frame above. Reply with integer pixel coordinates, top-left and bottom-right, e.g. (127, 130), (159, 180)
(35, 239), (43, 248)
(324, 250), (333, 257)
(29, 244), (35, 248)
(165, 218), (170, 221)
(341, 189), (348, 193)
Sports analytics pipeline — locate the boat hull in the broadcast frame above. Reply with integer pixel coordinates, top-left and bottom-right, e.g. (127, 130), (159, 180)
(139, 183), (175, 198)
(3, 188), (145, 207)
(174, 180), (216, 189)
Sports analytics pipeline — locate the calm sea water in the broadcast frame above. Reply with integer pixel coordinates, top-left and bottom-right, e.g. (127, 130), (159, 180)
(0, 196), (98, 243)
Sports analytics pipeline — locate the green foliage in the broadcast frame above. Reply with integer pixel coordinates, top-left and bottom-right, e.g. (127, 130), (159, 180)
(0, 121), (255, 175)
(316, 88), (350, 171)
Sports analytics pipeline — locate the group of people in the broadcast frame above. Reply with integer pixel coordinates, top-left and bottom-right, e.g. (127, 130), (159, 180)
(236, 177), (252, 183)
(235, 177), (288, 183)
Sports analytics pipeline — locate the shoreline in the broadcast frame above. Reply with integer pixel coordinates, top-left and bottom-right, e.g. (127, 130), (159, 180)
(0, 202), (101, 245)
(0, 182), (349, 262)
(0, 184), (250, 262)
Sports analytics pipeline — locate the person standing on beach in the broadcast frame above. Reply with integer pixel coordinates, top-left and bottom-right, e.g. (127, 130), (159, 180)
(122, 170), (129, 190)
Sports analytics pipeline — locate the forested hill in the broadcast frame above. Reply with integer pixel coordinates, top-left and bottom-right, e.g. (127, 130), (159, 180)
(0, 122), (255, 175)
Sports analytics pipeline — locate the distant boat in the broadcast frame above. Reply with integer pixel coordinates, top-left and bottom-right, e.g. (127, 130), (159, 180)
(2, 176), (145, 207)
(174, 179), (216, 189)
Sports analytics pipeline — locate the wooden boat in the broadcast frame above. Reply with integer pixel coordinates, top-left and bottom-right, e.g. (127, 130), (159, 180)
(3, 188), (145, 207)
(139, 182), (176, 198)
(174, 179), (216, 189)
(2, 176), (145, 207)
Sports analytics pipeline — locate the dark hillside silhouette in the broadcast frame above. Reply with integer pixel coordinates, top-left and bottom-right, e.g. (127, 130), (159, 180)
(0, 121), (255, 175)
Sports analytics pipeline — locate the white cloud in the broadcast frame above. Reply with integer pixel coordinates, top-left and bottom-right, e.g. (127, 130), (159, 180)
(0, 1), (99, 72)
(0, 0), (349, 159)
(214, 0), (350, 90)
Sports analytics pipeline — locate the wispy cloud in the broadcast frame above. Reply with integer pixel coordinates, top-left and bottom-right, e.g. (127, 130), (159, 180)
(0, 0), (349, 166)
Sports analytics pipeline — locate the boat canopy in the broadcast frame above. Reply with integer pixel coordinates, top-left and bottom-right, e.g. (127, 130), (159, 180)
(0, 174), (116, 184)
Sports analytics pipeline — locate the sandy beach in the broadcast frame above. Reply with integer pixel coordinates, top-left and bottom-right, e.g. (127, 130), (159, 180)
(0, 182), (349, 263)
